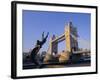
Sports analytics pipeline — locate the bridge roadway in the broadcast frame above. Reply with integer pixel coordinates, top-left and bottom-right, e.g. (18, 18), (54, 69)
(73, 50), (90, 54)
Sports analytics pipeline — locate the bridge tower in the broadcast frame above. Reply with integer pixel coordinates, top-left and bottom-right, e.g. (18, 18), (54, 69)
(48, 35), (58, 55)
(65, 22), (78, 52)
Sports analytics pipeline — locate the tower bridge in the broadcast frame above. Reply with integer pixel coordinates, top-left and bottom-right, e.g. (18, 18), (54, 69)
(44, 22), (90, 63)
(47, 22), (78, 55)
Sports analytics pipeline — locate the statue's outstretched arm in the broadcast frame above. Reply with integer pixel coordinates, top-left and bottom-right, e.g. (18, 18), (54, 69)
(42, 32), (44, 41)
(42, 32), (49, 40)
(40, 32), (49, 46)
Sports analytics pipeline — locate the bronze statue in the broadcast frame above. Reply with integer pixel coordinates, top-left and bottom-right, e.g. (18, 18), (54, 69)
(30, 32), (49, 66)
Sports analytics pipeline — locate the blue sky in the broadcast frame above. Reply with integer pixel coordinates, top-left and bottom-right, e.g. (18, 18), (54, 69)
(22, 10), (91, 52)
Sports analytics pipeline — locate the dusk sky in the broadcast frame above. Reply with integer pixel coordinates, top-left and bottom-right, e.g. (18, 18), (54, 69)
(22, 10), (91, 53)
